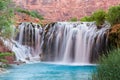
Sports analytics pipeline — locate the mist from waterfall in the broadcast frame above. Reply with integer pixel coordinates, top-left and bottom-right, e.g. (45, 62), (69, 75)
(11, 22), (110, 64)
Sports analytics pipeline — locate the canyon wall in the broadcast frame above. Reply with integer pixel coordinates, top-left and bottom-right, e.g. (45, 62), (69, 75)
(14, 0), (120, 21)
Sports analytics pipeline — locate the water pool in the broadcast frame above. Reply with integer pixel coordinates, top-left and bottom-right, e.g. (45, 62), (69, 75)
(0, 62), (96, 80)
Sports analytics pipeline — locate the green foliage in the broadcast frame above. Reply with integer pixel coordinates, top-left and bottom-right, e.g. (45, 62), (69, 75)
(80, 16), (93, 22)
(80, 5), (120, 26)
(69, 17), (78, 22)
(0, 0), (7, 10)
(0, 0), (15, 39)
(91, 10), (106, 26)
(16, 8), (44, 20)
(93, 48), (120, 80)
(106, 5), (120, 26)
(30, 11), (44, 20)
(0, 52), (13, 63)
(80, 10), (106, 26)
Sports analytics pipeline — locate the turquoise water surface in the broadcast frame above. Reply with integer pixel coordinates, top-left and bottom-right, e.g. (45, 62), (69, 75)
(0, 62), (96, 80)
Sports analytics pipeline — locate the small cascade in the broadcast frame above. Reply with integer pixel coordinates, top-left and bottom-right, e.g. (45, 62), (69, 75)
(11, 22), (110, 64)
(42, 22), (110, 64)
(12, 22), (43, 62)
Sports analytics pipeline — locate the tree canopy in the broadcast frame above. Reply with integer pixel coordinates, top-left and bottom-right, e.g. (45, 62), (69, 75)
(0, 0), (15, 39)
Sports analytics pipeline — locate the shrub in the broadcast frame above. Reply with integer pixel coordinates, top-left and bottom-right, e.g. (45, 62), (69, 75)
(16, 8), (44, 20)
(0, 52), (13, 63)
(106, 5), (120, 26)
(0, 0), (15, 39)
(91, 10), (106, 26)
(0, 0), (7, 10)
(69, 17), (78, 22)
(93, 48), (120, 80)
(80, 10), (106, 26)
(80, 16), (93, 22)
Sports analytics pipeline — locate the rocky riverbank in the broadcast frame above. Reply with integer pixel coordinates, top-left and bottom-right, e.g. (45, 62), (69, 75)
(0, 62), (7, 74)
(0, 68), (7, 74)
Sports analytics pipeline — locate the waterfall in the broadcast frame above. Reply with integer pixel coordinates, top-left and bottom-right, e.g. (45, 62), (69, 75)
(11, 22), (110, 64)
(42, 22), (110, 64)
(12, 22), (43, 63)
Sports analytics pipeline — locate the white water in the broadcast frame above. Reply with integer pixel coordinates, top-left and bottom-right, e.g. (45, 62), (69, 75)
(10, 22), (110, 64)
(43, 22), (110, 64)
(11, 22), (42, 63)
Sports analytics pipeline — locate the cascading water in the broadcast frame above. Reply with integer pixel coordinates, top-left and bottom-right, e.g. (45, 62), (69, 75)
(12, 22), (43, 63)
(42, 22), (110, 64)
(11, 22), (110, 64)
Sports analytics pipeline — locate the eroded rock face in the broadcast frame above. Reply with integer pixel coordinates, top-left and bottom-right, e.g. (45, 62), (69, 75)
(108, 24), (120, 48)
(15, 13), (40, 26)
(0, 40), (14, 64)
(13, 0), (120, 21)
(0, 41), (10, 53)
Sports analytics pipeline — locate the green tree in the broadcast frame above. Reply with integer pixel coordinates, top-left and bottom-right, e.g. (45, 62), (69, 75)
(106, 5), (120, 26)
(91, 10), (106, 26)
(0, 0), (15, 39)
(80, 10), (106, 26)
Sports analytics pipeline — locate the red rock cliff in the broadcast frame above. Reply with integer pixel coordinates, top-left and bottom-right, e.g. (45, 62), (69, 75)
(13, 0), (120, 21)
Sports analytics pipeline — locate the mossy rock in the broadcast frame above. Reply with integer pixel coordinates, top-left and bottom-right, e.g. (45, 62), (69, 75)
(108, 24), (120, 48)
